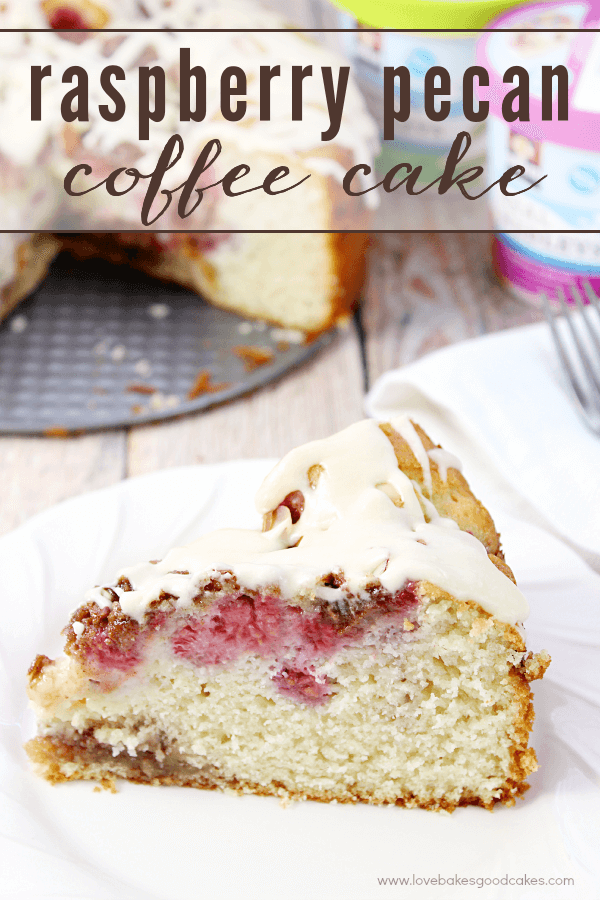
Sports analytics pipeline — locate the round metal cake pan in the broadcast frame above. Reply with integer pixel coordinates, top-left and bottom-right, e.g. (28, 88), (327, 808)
(0, 253), (337, 435)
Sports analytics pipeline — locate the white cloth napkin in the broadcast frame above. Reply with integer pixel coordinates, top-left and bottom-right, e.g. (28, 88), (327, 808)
(365, 321), (600, 571)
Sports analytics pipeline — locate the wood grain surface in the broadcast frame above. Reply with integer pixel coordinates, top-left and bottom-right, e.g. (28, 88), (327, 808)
(0, 231), (543, 536)
(363, 232), (543, 385)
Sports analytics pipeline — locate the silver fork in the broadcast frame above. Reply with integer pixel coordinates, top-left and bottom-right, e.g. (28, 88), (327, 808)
(542, 282), (600, 435)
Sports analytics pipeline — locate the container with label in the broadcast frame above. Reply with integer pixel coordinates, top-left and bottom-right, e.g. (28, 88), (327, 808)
(478, 0), (600, 303)
(328, 0), (528, 181)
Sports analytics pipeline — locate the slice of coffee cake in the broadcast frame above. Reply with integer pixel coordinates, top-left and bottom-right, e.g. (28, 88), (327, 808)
(26, 417), (549, 811)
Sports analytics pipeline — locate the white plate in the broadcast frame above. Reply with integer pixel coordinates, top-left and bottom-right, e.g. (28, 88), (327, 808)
(1, 462), (600, 900)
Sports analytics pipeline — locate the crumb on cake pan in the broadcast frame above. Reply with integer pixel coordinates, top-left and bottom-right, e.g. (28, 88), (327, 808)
(26, 416), (550, 811)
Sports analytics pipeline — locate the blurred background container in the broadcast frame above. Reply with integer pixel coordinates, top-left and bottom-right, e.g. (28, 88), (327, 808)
(479, 0), (600, 304)
(328, 1), (527, 183)
(309, 0), (529, 183)
(263, 0), (600, 303)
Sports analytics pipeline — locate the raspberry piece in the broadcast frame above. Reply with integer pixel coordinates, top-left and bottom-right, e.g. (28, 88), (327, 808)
(49, 7), (87, 29)
(172, 594), (283, 666)
(278, 490), (304, 524)
(272, 665), (334, 705)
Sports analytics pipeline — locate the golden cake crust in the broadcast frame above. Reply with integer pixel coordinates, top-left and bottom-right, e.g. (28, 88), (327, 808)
(380, 422), (502, 557)
(0, 235), (60, 323)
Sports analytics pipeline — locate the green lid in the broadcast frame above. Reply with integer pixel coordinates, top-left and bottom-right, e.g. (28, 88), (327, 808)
(331, 0), (530, 30)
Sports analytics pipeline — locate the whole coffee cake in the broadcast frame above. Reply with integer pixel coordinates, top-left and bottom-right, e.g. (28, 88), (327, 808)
(0, 0), (376, 334)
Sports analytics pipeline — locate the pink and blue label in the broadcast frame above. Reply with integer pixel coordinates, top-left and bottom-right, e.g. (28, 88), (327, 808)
(479, 0), (600, 302)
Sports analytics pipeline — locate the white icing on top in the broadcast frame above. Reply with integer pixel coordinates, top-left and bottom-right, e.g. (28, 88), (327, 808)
(427, 447), (463, 483)
(391, 417), (432, 496)
(85, 416), (528, 627)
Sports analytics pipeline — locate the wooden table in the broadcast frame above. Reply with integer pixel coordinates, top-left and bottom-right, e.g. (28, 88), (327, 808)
(0, 231), (544, 537)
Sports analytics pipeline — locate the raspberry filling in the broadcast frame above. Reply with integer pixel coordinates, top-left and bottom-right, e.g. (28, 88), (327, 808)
(171, 585), (419, 704)
(272, 665), (334, 706)
(68, 604), (165, 678)
(48, 7), (90, 42)
(172, 594), (283, 667)
(73, 584), (419, 705)
(90, 640), (141, 672)
(82, 617), (144, 673)
(278, 491), (305, 524)
(49, 7), (87, 29)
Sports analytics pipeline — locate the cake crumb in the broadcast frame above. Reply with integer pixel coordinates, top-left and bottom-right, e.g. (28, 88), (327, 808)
(237, 321), (253, 335)
(27, 654), (51, 684)
(403, 619), (414, 631)
(270, 327), (305, 345)
(148, 303), (170, 320)
(93, 779), (117, 794)
(134, 358), (152, 377)
(522, 650), (551, 682)
(277, 789), (293, 808)
(233, 345), (274, 372)
(188, 370), (231, 400)
(126, 383), (157, 395)
(111, 344), (127, 363)
(149, 392), (180, 411)
(9, 314), (28, 333)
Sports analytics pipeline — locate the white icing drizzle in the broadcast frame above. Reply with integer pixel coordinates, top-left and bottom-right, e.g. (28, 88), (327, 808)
(85, 416), (528, 627)
(391, 416), (433, 496)
(427, 447), (463, 483)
